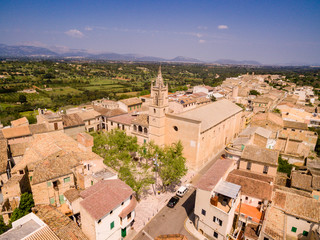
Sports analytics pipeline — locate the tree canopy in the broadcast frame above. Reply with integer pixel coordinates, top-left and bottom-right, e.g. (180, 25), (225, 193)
(10, 192), (34, 223)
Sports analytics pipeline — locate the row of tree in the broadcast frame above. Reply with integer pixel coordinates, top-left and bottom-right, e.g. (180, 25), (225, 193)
(91, 130), (187, 200)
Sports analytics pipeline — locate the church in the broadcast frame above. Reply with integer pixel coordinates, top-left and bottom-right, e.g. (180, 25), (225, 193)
(146, 68), (244, 170)
(35, 67), (245, 170)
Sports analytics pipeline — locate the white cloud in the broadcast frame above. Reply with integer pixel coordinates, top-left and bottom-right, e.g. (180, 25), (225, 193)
(85, 27), (93, 31)
(199, 39), (206, 44)
(65, 29), (84, 38)
(218, 25), (228, 30)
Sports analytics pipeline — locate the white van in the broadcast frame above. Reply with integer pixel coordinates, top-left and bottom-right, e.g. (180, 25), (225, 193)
(176, 186), (188, 197)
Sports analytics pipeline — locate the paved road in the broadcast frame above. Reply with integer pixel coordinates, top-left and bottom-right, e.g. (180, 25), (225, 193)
(133, 188), (197, 240)
(133, 149), (225, 240)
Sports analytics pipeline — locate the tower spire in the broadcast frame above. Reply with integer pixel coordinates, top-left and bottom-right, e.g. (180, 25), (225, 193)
(155, 65), (164, 87)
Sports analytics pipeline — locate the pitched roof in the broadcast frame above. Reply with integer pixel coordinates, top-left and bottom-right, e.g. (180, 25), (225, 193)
(241, 145), (279, 166)
(2, 125), (31, 139)
(93, 105), (126, 117)
(28, 123), (49, 135)
(62, 114), (84, 128)
(273, 189), (320, 222)
(291, 171), (313, 191)
(10, 142), (30, 157)
(33, 205), (88, 240)
(80, 179), (133, 220)
(76, 110), (100, 121)
(197, 158), (235, 191)
(174, 99), (243, 133)
(190, 92), (208, 98)
(119, 97), (142, 106)
(12, 131), (101, 173)
(0, 139), (8, 174)
(132, 114), (149, 127)
(251, 112), (283, 128)
(283, 120), (308, 130)
(108, 113), (135, 125)
(226, 169), (274, 200)
(11, 117), (29, 127)
(31, 150), (81, 184)
(64, 189), (81, 203)
(118, 195), (137, 218)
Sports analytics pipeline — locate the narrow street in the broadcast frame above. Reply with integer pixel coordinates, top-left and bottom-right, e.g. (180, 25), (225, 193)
(133, 150), (225, 240)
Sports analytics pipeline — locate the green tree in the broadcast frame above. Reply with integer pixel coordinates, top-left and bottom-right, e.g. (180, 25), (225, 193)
(249, 90), (260, 96)
(277, 155), (293, 176)
(272, 108), (281, 114)
(18, 94), (27, 103)
(0, 216), (11, 234)
(158, 141), (187, 189)
(10, 192), (34, 223)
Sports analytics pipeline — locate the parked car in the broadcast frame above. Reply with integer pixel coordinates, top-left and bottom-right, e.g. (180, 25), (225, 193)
(167, 196), (179, 208)
(176, 186), (188, 197)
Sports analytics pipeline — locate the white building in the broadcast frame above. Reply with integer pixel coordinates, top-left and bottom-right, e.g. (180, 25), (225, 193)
(194, 158), (240, 239)
(80, 179), (137, 240)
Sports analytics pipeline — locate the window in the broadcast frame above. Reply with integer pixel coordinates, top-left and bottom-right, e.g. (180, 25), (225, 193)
(59, 195), (65, 204)
(29, 176), (32, 181)
(263, 165), (269, 174)
(201, 209), (206, 216)
(264, 237), (269, 240)
(154, 108), (156, 113)
(110, 210), (113, 215)
(213, 231), (218, 238)
(291, 227), (297, 233)
(245, 196), (248, 200)
(47, 181), (52, 187)
(173, 126), (178, 131)
(213, 216), (223, 226)
(91, 180), (94, 186)
(63, 177), (70, 183)
(50, 197), (55, 204)
(110, 221), (114, 230)
(98, 219), (101, 224)
(246, 162), (252, 170)
(19, 170), (24, 175)
(127, 212), (132, 220)
(111, 122), (113, 126)
(144, 139), (146, 144)
(303, 231), (308, 237)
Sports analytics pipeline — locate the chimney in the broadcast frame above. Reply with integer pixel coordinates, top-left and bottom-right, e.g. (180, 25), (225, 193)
(77, 133), (94, 152)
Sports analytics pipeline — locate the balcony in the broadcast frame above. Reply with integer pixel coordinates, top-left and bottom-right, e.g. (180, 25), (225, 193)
(210, 180), (241, 214)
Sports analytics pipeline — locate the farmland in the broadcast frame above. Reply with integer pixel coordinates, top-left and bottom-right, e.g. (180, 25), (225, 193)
(1, 60), (320, 126)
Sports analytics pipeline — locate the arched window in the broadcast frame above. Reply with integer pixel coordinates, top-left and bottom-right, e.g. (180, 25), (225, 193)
(144, 127), (148, 134)
(133, 125), (137, 131)
(138, 126), (143, 132)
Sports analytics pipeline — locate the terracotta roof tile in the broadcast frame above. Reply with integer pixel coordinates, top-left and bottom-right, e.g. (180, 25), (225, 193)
(2, 125), (31, 139)
(119, 97), (142, 106)
(108, 113), (135, 125)
(241, 145), (279, 166)
(132, 114), (149, 127)
(31, 150), (81, 185)
(64, 189), (81, 203)
(80, 179), (133, 220)
(62, 114), (84, 128)
(11, 117), (29, 127)
(34, 205), (88, 240)
(226, 169), (273, 200)
(28, 123), (49, 135)
(0, 139), (8, 173)
(118, 196), (137, 218)
(197, 158), (235, 191)
(291, 171), (313, 191)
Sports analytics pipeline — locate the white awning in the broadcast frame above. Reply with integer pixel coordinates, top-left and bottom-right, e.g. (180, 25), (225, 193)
(214, 180), (241, 199)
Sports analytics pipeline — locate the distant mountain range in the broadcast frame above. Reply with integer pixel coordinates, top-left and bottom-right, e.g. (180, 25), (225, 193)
(0, 43), (263, 65)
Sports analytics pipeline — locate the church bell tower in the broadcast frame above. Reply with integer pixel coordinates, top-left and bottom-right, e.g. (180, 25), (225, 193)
(149, 66), (168, 146)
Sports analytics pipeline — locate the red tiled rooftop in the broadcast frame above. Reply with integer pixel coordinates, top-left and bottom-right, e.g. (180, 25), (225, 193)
(80, 179), (133, 220)
(236, 203), (262, 223)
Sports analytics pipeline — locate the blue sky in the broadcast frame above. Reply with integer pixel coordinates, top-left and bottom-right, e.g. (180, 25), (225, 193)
(1, 0), (320, 64)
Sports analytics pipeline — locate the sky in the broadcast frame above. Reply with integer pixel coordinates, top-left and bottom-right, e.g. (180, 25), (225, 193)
(0, 0), (320, 65)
